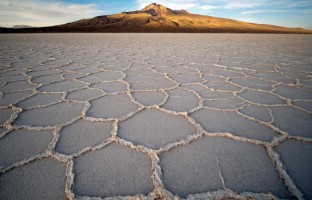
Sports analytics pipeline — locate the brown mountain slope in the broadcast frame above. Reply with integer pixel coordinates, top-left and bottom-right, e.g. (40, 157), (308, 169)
(1, 3), (311, 33)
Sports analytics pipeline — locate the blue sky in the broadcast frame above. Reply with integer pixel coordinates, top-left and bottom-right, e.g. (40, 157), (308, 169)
(0, 0), (311, 29)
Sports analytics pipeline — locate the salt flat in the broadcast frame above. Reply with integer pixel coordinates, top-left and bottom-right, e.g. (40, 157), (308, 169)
(0, 33), (311, 200)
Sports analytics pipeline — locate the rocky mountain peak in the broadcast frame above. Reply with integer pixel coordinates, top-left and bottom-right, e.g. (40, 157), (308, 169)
(141, 3), (175, 16)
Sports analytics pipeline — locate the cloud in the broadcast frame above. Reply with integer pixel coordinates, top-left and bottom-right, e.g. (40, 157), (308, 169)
(300, 9), (312, 14)
(199, 5), (220, 11)
(0, 0), (102, 27)
(225, 0), (266, 9)
(241, 9), (293, 15)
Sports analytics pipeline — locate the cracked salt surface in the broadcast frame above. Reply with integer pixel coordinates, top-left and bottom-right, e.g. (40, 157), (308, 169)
(0, 33), (311, 200)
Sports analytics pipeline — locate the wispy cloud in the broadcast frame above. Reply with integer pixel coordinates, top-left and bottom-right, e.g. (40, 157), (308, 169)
(225, 0), (267, 9)
(299, 8), (312, 14)
(241, 9), (293, 15)
(199, 5), (220, 11)
(0, 0), (102, 27)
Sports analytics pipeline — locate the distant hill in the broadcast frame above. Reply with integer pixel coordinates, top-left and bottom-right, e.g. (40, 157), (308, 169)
(1, 3), (311, 33)
(11, 25), (34, 29)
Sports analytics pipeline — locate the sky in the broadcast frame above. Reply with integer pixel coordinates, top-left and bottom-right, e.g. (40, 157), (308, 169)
(0, 0), (311, 29)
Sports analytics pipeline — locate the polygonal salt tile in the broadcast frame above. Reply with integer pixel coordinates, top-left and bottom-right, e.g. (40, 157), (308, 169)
(251, 65), (275, 72)
(132, 91), (166, 106)
(0, 127), (8, 135)
(292, 101), (312, 112)
(174, 66), (197, 73)
(200, 91), (233, 101)
(77, 75), (101, 84)
(0, 129), (53, 167)
(66, 88), (102, 101)
(14, 102), (84, 127)
(181, 83), (208, 93)
(38, 80), (87, 92)
(74, 143), (153, 197)
(130, 78), (176, 90)
(0, 80), (35, 92)
(0, 108), (14, 125)
(230, 77), (272, 90)
(98, 65), (126, 71)
(271, 106), (312, 137)
(204, 81), (241, 92)
(31, 74), (63, 84)
(90, 71), (123, 81)
(0, 158), (66, 200)
(195, 65), (224, 74)
(58, 64), (84, 71)
(238, 89), (285, 105)
(210, 69), (244, 78)
(0, 74), (28, 82)
(87, 94), (139, 119)
(239, 104), (272, 122)
(282, 71), (310, 80)
(202, 74), (225, 82)
(191, 109), (276, 141)
(90, 82), (127, 93)
(119, 109), (197, 149)
(56, 119), (112, 155)
(160, 137), (290, 198)
(28, 65), (56, 71)
(300, 85), (312, 92)
(204, 96), (245, 110)
(169, 73), (202, 84)
(301, 80), (312, 87)
(16, 93), (63, 109)
(228, 67), (253, 74)
(161, 88), (199, 112)
(153, 66), (176, 73)
(126, 68), (155, 75)
(10, 61), (33, 69)
(63, 72), (87, 79)
(250, 72), (294, 84)
(73, 67), (101, 74)
(275, 140), (312, 199)
(275, 85), (312, 100)
(0, 91), (33, 107)
(27, 69), (60, 77)
(125, 73), (163, 83)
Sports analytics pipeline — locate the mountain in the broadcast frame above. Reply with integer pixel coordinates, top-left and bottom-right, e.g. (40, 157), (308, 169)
(1, 3), (311, 33)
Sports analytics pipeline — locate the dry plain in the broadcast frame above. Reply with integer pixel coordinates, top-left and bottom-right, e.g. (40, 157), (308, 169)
(0, 33), (311, 200)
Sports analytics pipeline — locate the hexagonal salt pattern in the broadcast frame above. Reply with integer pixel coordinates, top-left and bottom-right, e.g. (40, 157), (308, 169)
(14, 102), (85, 127)
(87, 94), (139, 119)
(0, 158), (67, 200)
(274, 140), (312, 200)
(119, 109), (197, 149)
(160, 137), (290, 198)
(55, 119), (112, 155)
(16, 93), (64, 109)
(0, 108), (15, 125)
(0, 34), (311, 199)
(0, 129), (53, 168)
(74, 143), (153, 197)
(271, 106), (312, 138)
(161, 88), (199, 112)
(132, 91), (166, 106)
(191, 108), (277, 141)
